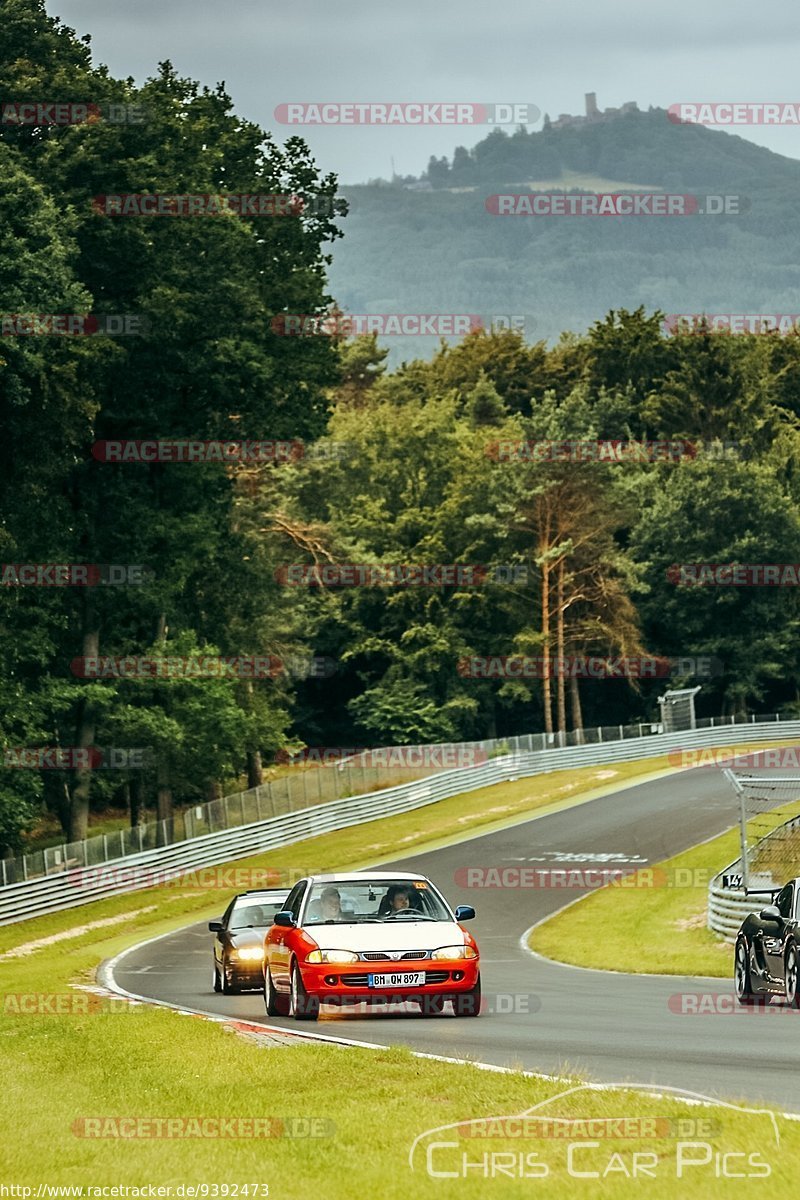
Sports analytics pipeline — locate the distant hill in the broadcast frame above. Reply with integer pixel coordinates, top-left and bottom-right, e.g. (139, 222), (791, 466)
(419, 106), (800, 190)
(328, 108), (800, 362)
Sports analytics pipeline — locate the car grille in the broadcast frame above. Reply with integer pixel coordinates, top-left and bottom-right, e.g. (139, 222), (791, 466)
(360, 950), (429, 961)
(341, 970), (450, 987)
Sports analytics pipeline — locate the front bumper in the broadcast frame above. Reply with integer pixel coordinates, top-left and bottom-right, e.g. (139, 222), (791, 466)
(298, 958), (480, 1003)
(227, 960), (265, 988)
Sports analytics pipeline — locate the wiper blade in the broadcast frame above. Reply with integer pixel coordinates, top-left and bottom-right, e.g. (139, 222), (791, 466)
(305, 918), (384, 926)
(382, 913), (437, 921)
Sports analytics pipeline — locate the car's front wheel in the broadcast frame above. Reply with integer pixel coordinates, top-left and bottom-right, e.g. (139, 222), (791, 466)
(290, 962), (320, 1021)
(212, 961), (222, 994)
(220, 956), (238, 995)
(786, 945), (800, 1008)
(734, 938), (757, 1005)
(454, 974), (482, 1017)
(264, 967), (286, 1017)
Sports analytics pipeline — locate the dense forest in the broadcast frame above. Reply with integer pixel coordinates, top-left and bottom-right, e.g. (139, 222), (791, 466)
(3, 0), (800, 855)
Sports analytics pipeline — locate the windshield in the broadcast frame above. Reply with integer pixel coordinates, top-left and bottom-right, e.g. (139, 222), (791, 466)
(229, 897), (288, 929)
(303, 879), (451, 925)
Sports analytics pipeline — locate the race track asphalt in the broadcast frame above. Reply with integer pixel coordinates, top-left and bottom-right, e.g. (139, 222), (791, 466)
(108, 768), (800, 1111)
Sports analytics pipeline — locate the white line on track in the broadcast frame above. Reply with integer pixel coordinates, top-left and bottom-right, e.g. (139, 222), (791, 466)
(100, 920), (800, 1120)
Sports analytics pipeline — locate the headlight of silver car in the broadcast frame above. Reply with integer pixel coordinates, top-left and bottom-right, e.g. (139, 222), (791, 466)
(431, 945), (477, 960)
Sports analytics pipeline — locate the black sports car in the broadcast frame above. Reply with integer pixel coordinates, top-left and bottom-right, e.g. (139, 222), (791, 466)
(209, 888), (289, 994)
(735, 878), (800, 1005)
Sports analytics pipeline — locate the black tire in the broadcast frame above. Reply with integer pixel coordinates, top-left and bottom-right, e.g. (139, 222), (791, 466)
(734, 938), (757, 1005)
(454, 974), (482, 1017)
(264, 967), (284, 1017)
(212, 961), (222, 994)
(290, 962), (319, 1021)
(786, 945), (800, 1008)
(221, 956), (238, 995)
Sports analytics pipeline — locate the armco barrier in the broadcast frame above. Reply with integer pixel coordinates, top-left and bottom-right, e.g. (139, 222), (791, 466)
(3, 718), (800, 926)
(708, 810), (800, 940)
(707, 880), (756, 940)
(6, 712), (782, 888)
(0, 759), (512, 925)
(3, 720), (672, 887)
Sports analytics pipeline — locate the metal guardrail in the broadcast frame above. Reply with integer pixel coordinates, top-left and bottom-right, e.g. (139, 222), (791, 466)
(708, 809), (800, 940)
(0, 759), (515, 925)
(10, 711), (782, 889)
(3, 720), (680, 887)
(707, 881), (757, 940)
(4, 716), (799, 926)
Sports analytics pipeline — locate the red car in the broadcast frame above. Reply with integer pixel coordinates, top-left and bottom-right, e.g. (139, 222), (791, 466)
(263, 871), (480, 1020)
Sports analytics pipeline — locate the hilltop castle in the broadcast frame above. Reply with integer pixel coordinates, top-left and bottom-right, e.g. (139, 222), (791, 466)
(545, 93), (639, 131)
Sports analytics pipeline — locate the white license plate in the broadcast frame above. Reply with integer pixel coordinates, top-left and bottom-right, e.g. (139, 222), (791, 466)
(367, 971), (425, 989)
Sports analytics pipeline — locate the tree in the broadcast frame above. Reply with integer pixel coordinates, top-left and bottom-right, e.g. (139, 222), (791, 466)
(430, 328), (549, 415)
(505, 388), (644, 733)
(0, 4), (344, 841)
(643, 325), (777, 450)
(465, 373), (507, 427)
(585, 307), (675, 409)
(630, 458), (800, 714)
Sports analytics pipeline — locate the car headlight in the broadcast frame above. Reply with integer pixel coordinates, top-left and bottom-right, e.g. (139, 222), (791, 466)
(431, 945), (477, 960)
(233, 947), (265, 961)
(306, 949), (359, 964)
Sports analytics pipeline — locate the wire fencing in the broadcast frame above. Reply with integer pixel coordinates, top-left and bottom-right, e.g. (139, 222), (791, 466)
(2, 712), (787, 889)
(709, 768), (800, 938)
(4, 715), (799, 924)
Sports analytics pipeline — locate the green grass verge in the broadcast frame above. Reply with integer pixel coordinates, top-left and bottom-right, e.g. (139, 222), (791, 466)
(4, 747), (800, 1195)
(529, 797), (800, 978)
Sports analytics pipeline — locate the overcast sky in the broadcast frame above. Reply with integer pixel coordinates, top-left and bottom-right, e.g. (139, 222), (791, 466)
(51, 0), (800, 183)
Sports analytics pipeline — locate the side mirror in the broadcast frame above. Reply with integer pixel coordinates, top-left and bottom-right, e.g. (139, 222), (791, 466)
(759, 905), (781, 922)
(208, 920), (223, 933)
(274, 910), (296, 928)
(455, 905), (476, 922)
